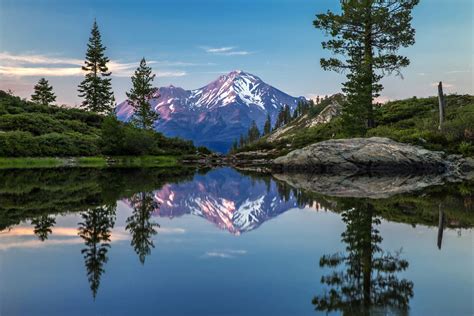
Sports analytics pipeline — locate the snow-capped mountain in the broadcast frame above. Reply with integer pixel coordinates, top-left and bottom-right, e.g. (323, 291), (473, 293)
(116, 70), (305, 152)
(148, 168), (307, 234)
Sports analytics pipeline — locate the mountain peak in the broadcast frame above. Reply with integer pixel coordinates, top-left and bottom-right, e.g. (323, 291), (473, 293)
(116, 71), (305, 152)
(226, 70), (260, 81)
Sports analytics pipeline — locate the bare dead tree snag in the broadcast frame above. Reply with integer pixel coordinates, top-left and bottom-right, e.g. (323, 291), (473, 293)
(438, 82), (446, 131)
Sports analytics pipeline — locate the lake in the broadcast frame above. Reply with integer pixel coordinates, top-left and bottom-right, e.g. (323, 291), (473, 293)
(0, 167), (473, 316)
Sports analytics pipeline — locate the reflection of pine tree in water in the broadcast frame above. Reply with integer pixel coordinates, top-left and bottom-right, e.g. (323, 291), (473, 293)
(31, 215), (56, 241)
(313, 203), (414, 315)
(126, 192), (160, 264)
(78, 204), (116, 299)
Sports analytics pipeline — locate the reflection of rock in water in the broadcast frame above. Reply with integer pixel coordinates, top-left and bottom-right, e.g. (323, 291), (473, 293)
(313, 203), (414, 314)
(273, 172), (449, 199)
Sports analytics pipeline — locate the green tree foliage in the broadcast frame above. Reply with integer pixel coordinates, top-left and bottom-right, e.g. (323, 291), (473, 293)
(31, 215), (56, 241)
(275, 105), (293, 129)
(263, 114), (272, 135)
(31, 78), (56, 106)
(314, 0), (419, 134)
(312, 202), (413, 313)
(126, 192), (160, 264)
(239, 134), (246, 147)
(247, 120), (261, 143)
(78, 20), (114, 114)
(126, 58), (159, 130)
(99, 115), (195, 156)
(231, 139), (239, 152)
(293, 100), (312, 119)
(78, 204), (116, 299)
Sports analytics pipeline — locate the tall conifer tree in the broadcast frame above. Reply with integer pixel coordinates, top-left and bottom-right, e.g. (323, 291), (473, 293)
(314, 0), (419, 134)
(263, 114), (272, 135)
(247, 120), (261, 143)
(31, 78), (56, 106)
(126, 58), (159, 130)
(78, 20), (114, 113)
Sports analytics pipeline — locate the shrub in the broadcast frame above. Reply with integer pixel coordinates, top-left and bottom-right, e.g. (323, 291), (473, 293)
(0, 131), (40, 156)
(459, 141), (474, 156)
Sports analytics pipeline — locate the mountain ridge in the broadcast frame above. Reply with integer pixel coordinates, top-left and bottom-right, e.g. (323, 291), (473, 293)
(116, 70), (305, 152)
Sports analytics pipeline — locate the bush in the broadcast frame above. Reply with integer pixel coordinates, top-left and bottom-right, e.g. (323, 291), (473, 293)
(0, 131), (99, 157)
(459, 141), (474, 156)
(0, 131), (40, 156)
(100, 116), (126, 155)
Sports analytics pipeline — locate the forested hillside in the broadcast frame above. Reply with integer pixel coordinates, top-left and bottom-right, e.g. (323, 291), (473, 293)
(0, 91), (196, 157)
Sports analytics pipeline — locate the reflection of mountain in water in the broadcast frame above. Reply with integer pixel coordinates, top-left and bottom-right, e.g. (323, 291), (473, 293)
(152, 168), (305, 234)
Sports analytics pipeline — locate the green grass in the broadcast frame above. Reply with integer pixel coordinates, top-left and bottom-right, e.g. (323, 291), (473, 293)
(0, 157), (64, 169)
(76, 157), (108, 167)
(108, 155), (179, 168)
(0, 155), (181, 169)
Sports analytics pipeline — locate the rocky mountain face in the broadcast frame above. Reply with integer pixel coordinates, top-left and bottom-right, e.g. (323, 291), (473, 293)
(267, 94), (344, 143)
(116, 70), (305, 153)
(148, 168), (309, 234)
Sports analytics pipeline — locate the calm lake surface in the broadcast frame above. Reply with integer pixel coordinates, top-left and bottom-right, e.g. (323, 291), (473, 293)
(0, 167), (473, 316)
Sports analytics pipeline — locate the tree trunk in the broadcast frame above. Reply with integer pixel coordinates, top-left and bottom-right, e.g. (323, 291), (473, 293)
(438, 82), (446, 131)
(364, 4), (375, 129)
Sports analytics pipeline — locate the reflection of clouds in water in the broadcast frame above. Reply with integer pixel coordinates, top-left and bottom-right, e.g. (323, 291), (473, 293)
(0, 238), (83, 250)
(0, 225), (186, 250)
(202, 249), (247, 259)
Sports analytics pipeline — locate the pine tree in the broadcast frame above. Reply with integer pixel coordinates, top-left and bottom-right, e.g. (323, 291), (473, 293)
(31, 78), (56, 106)
(126, 58), (159, 130)
(239, 134), (245, 147)
(314, 0), (419, 134)
(78, 20), (114, 114)
(275, 107), (286, 129)
(263, 114), (272, 135)
(247, 120), (261, 143)
(283, 104), (291, 124)
(126, 192), (160, 264)
(231, 140), (238, 152)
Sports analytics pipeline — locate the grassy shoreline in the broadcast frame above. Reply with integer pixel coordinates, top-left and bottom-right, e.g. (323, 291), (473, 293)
(0, 155), (182, 169)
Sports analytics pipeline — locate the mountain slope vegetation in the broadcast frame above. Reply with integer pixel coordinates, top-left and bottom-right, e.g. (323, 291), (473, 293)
(0, 91), (196, 157)
(235, 94), (474, 157)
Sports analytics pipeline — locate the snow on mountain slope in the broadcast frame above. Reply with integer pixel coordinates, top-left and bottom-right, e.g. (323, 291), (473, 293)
(116, 70), (305, 152)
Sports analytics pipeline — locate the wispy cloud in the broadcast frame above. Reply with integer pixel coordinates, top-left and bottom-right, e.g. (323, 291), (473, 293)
(0, 52), (82, 65)
(446, 70), (470, 74)
(202, 249), (247, 259)
(0, 51), (187, 78)
(201, 46), (252, 56)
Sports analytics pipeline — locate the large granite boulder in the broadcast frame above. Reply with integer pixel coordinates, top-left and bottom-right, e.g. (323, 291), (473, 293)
(272, 137), (474, 175)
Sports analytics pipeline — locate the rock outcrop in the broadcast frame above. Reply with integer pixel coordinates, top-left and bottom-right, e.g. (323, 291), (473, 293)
(272, 137), (474, 176)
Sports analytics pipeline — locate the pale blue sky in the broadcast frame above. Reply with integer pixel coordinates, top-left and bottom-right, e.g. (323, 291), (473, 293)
(0, 0), (472, 105)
